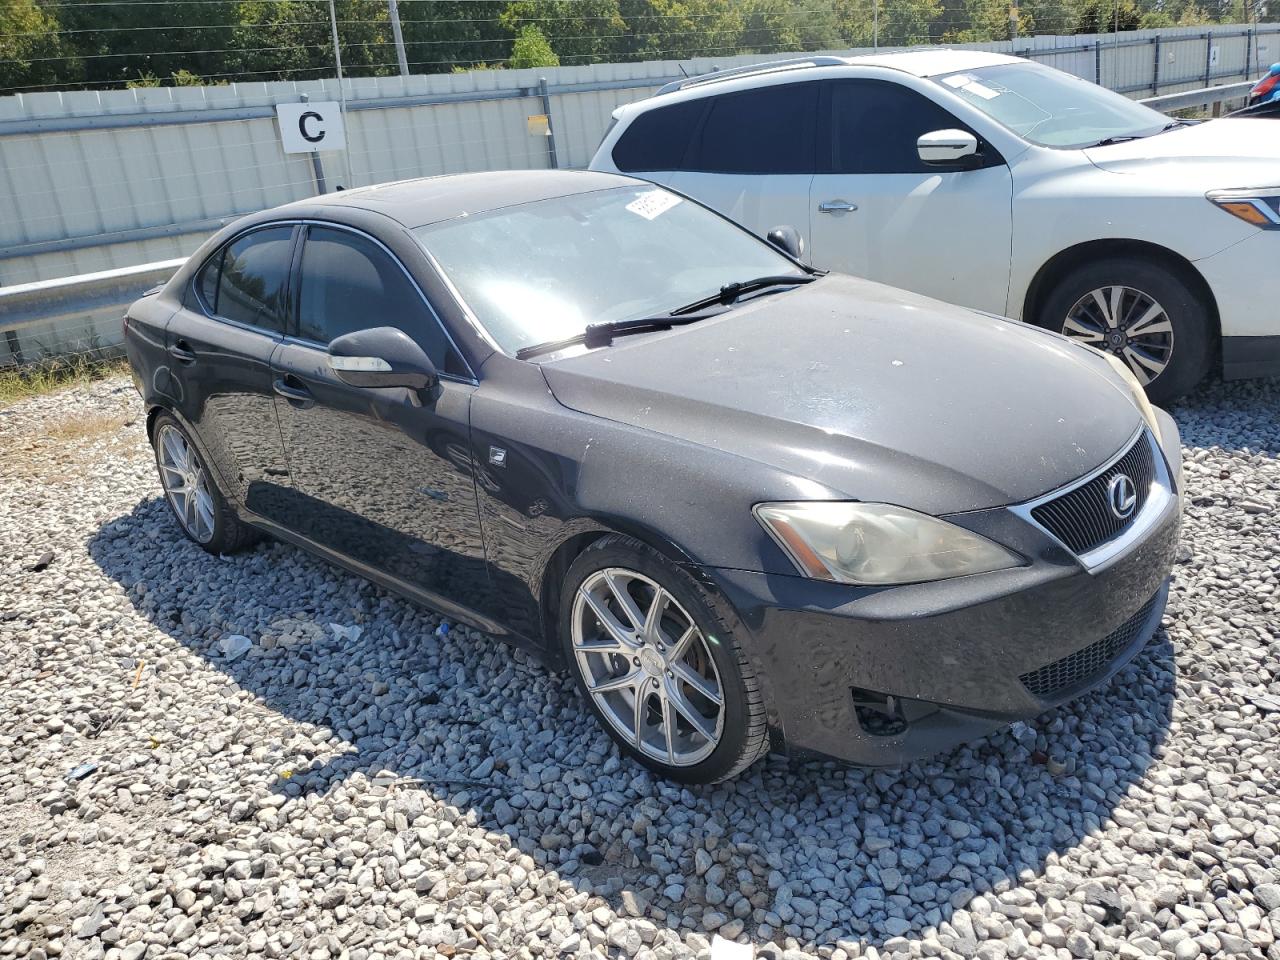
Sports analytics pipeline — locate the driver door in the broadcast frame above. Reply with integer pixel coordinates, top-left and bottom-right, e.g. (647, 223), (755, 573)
(807, 79), (1014, 314)
(269, 224), (494, 616)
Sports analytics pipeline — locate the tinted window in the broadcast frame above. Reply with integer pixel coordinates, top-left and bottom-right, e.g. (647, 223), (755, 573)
(196, 253), (220, 307)
(830, 80), (977, 174)
(690, 83), (817, 174)
(297, 227), (456, 370)
(213, 226), (293, 332)
(612, 100), (704, 172)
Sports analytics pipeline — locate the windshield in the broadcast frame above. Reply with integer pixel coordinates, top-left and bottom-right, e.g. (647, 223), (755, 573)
(935, 62), (1170, 148)
(413, 185), (802, 354)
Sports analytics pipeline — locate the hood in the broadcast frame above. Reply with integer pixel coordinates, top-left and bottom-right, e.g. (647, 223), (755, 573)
(1084, 119), (1280, 187)
(539, 275), (1143, 515)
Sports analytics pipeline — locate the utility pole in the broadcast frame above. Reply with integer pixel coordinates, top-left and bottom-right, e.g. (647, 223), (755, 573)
(873, 0), (879, 51)
(328, 0), (354, 188)
(387, 0), (409, 77)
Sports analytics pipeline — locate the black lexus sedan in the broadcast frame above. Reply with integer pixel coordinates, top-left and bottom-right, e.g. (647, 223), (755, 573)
(124, 170), (1182, 783)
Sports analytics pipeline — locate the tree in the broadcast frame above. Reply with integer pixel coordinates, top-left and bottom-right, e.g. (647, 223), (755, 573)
(401, 0), (510, 72)
(1074, 0), (1141, 32)
(509, 23), (559, 66)
(500, 0), (626, 65)
(832, 0), (942, 47)
(0, 0), (69, 91)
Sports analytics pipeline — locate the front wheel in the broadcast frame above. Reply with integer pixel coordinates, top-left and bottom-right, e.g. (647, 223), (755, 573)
(559, 536), (769, 784)
(1038, 258), (1213, 404)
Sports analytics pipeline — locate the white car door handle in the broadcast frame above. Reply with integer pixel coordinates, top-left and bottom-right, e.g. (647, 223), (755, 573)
(818, 200), (858, 213)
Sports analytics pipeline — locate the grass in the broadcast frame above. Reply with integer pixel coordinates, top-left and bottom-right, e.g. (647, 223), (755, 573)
(44, 410), (132, 442)
(0, 354), (130, 408)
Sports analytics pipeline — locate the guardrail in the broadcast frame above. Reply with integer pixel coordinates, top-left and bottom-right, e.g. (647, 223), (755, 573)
(0, 78), (1261, 368)
(1141, 80), (1254, 113)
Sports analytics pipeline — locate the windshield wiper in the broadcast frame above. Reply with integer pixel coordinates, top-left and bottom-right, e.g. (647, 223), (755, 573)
(1089, 134), (1145, 147)
(515, 274), (820, 360)
(515, 310), (722, 360)
(669, 273), (817, 316)
(1090, 121), (1187, 148)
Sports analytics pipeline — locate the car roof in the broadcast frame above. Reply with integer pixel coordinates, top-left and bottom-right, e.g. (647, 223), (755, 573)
(638, 49), (1023, 107)
(269, 169), (642, 229)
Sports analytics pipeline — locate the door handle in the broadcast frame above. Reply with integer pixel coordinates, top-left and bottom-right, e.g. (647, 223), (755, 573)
(818, 200), (858, 214)
(168, 340), (197, 363)
(273, 377), (315, 408)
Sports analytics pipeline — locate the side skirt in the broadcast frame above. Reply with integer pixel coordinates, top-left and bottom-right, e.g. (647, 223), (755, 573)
(242, 513), (550, 662)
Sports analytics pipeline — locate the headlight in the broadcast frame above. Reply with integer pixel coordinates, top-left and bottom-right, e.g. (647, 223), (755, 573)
(1099, 350), (1162, 443)
(754, 501), (1023, 586)
(1208, 188), (1280, 228)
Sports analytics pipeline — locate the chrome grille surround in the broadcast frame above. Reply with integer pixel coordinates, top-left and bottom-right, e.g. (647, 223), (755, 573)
(1010, 427), (1174, 574)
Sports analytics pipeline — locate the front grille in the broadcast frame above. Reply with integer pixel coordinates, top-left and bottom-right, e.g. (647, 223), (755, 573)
(1019, 593), (1160, 698)
(1031, 432), (1156, 555)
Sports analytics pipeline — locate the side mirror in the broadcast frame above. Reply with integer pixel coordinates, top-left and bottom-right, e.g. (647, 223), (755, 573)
(766, 225), (805, 260)
(917, 129), (981, 167)
(327, 326), (438, 391)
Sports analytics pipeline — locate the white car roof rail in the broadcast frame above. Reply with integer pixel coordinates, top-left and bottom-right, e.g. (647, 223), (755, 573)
(654, 56), (851, 96)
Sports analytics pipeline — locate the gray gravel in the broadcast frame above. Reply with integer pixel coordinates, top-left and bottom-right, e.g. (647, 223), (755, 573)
(1, 374), (1278, 960)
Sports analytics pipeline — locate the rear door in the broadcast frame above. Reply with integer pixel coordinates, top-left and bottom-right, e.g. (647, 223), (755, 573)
(667, 81), (819, 250)
(165, 224), (296, 520)
(807, 78), (1014, 313)
(269, 224), (494, 617)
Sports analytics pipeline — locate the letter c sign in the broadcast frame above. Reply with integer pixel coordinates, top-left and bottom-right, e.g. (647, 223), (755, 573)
(276, 101), (347, 154)
(299, 110), (325, 143)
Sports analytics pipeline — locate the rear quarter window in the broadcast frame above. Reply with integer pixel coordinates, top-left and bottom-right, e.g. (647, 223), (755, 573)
(611, 100), (704, 172)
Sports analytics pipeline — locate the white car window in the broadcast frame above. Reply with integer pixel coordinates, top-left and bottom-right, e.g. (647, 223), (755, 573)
(937, 62), (1170, 148)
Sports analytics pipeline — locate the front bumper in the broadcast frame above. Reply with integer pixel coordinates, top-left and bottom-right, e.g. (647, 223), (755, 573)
(704, 414), (1183, 766)
(1195, 231), (1280, 378)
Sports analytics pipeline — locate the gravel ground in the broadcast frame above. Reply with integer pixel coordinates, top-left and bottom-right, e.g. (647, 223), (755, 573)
(1, 373), (1278, 960)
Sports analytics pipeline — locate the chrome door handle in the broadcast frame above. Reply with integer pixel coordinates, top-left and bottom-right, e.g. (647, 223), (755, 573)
(818, 200), (858, 213)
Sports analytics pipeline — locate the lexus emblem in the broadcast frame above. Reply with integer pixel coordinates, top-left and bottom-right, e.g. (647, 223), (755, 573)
(1108, 474), (1137, 520)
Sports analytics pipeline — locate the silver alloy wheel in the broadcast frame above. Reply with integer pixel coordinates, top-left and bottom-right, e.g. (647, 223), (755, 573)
(156, 423), (216, 544)
(1061, 285), (1174, 385)
(571, 567), (724, 766)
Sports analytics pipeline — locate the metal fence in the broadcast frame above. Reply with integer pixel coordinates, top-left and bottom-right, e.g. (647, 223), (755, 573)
(0, 22), (1272, 367)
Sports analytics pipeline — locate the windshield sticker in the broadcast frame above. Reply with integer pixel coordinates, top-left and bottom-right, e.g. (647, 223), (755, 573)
(962, 80), (1001, 99)
(626, 190), (682, 220)
(945, 73), (1002, 99)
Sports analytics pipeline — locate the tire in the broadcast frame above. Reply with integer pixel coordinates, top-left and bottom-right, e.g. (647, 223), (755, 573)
(151, 412), (261, 555)
(1038, 257), (1213, 405)
(559, 535), (769, 784)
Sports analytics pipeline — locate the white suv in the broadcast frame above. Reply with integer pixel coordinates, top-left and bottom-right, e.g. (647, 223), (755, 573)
(590, 50), (1280, 402)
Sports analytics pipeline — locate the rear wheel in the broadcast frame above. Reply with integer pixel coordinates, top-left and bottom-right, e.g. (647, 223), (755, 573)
(152, 413), (260, 554)
(1038, 257), (1213, 404)
(559, 536), (768, 784)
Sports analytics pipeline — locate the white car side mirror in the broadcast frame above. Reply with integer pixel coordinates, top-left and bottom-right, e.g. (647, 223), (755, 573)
(917, 129), (980, 166)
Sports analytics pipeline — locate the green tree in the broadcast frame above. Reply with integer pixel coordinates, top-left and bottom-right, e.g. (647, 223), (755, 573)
(56, 0), (239, 88)
(1074, 0), (1141, 32)
(0, 0), (69, 91)
(501, 0), (626, 65)
(832, 0), (942, 47)
(508, 23), (559, 66)
(401, 1), (510, 72)
(229, 0), (393, 82)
